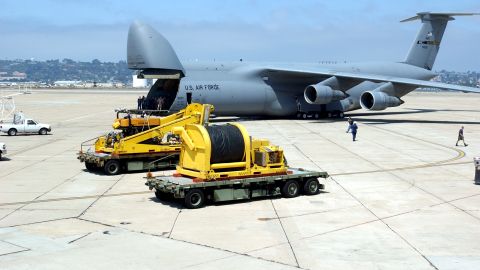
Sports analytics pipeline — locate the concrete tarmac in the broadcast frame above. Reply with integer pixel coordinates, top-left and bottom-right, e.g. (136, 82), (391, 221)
(0, 89), (479, 270)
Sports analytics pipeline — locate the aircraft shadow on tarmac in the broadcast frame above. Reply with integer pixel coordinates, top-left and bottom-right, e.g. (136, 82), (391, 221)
(317, 108), (480, 125)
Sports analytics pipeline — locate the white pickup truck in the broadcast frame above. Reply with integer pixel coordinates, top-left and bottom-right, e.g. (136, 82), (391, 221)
(0, 118), (51, 136)
(0, 142), (6, 160)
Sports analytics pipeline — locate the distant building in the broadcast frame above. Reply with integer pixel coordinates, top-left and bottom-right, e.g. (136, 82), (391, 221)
(54, 80), (82, 87)
(132, 75), (147, 88)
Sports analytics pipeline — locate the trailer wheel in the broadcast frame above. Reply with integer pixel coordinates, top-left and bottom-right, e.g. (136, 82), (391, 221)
(282, 180), (300, 198)
(85, 162), (97, 172)
(8, 129), (17, 136)
(155, 190), (172, 201)
(303, 178), (320, 195)
(104, 160), (121, 175)
(184, 189), (205, 209)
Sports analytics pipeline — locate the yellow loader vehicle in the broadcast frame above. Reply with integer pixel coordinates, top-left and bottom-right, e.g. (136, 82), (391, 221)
(78, 103), (213, 175)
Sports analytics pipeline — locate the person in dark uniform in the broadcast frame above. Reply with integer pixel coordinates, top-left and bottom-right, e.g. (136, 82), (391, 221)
(141, 96), (146, 110)
(347, 121), (358, 141)
(456, 126), (468, 146)
(137, 96), (142, 110)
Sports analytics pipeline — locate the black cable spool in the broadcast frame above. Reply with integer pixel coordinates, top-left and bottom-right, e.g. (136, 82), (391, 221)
(206, 124), (245, 164)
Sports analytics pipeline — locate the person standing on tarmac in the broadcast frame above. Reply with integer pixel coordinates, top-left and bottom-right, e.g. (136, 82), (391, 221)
(137, 96), (142, 110)
(456, 126), (468, 147)
(346, 120), (358, 141)
(346, 117), (353, 132)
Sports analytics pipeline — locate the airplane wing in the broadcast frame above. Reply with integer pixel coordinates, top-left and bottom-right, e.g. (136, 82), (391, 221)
(260, 67), (480, 93)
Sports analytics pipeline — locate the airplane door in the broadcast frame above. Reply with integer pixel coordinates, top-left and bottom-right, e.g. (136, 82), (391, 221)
(186, 92), (192, 104)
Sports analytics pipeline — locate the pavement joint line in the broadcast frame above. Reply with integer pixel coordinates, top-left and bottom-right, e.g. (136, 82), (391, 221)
(331, 174), (440, 270)
(0, 166), (85, 222)
(5, 138), (64, 158)
(270, 199), (300, 268)
(356, 124), (479, 220)
(0, 239), (31, 253)
(258, 205), (358, 221)
(76, 217), (116, 228)
(330, 161), (471, 176)
(0, 249), (30, 257)
(59, 109), (113, 124)
(363, 122), (467, 175)
(0, 139), (70, 180)
(167, 209), (182, 238)
(0, 191), (152, 207)
(363, 125), (480, 221)
(293, 123), (441, 270)
(77, 217), (303, 269)
(0, 217), (77, 229)
(77, 174), (126, 218)
(67, 232), (92, 244)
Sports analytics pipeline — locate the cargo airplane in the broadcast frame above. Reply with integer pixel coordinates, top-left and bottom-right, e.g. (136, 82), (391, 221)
(127, 12), (480, 118)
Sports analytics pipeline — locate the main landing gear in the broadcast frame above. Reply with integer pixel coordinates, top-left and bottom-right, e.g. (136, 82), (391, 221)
(296, 111), (344, 119)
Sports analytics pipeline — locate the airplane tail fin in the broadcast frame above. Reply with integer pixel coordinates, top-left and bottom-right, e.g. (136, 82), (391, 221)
(127, 21), (185, 78)
(402, 12), (478, 70)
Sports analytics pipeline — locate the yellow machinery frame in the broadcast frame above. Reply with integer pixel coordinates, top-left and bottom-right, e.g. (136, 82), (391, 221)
(95, 103), (214, 156)
(173, 123), (287, 181)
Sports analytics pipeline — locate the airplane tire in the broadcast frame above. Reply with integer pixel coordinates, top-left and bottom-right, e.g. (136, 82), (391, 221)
(104, 160), (121, 175)
(281, 180), (300, 198)
(8, 129), (17, 136)
(303, 178), (320, 195)
(184, 189), (205, 209)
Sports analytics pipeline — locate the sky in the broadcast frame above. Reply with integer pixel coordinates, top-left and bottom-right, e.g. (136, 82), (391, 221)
(0, 0), (479, 71)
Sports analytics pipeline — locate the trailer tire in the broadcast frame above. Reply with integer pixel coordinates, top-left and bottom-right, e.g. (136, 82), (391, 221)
(155, 190), (171, 201)
(184, 189), (205, 209)
(303, 178), (320, 195)
(85, 162), (97, 172)
(104, 160), (121, 175)
(8, 129), (17, 136)
(39, 128), (48, 135)
(281, 180), (300, 198)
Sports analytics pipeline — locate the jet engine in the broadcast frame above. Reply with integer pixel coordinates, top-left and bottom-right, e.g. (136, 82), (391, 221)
(304, 84), (346, 104)
(360, 91), (402, 111)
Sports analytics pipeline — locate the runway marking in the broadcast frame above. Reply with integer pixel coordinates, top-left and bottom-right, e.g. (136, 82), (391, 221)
(331, 161), (470, 176)
(284, 123), (444, 270)
(61, 109), (112, 123)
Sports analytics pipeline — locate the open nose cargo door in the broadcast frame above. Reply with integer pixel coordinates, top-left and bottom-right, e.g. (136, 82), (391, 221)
(127, 21), (185, 78)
